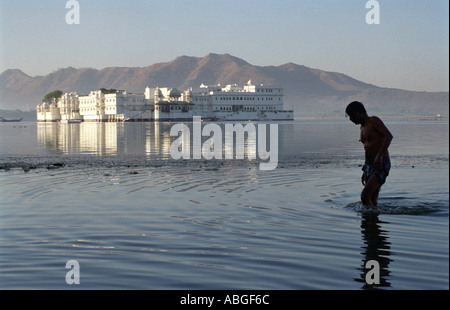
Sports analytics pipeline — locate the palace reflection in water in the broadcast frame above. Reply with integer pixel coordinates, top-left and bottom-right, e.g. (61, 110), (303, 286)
(37, 122), (176, 158)
(36, 121), (265, 159)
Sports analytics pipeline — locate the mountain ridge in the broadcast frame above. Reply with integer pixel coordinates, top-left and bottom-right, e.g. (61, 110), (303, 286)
(1, 53), (448, 118)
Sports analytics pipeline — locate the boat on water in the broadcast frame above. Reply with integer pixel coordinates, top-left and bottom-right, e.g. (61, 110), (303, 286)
(58, 119), (82, 124)
(0, 117), (23, 122)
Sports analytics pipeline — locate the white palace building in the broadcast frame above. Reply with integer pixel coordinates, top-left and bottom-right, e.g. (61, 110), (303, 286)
(36, 81), (294, 122)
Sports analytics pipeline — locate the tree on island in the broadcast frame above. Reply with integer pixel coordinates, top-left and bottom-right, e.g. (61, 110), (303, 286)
(98, 88), (117, 94)
(42, 90), (63, 103)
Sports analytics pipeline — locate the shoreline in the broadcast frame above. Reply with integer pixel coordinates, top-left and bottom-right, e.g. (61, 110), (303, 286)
(1, 107), (449, 123)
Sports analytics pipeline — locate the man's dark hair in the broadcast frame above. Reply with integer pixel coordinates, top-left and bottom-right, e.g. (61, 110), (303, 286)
(345, 101), (367, 116)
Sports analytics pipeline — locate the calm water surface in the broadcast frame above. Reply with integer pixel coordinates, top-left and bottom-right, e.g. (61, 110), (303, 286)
(0, 120), (448, 289)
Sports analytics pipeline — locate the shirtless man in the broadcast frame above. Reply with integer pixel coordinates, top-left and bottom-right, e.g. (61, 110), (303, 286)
(345, 101), (393, 207)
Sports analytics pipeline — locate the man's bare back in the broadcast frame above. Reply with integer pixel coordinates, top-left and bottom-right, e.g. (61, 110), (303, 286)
(360, 116), (391, 166)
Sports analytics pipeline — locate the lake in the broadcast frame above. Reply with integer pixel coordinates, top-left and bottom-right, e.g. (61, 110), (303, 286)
(0, 120), (448, 290)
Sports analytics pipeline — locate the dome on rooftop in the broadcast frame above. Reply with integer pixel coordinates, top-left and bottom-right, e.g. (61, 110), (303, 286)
(168, 88), (181, 97)
(154, 88), (163, 97)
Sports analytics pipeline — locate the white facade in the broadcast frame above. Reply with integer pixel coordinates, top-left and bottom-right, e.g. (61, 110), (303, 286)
(79, 90), (150, 122)
(166, 81), (292, 120)
(60, 92), (81, 121)
(36, 101), (61, 122)
(37, 82), (293, 122)
(205, 82), (287, 120)
(153, 87), (196, 121)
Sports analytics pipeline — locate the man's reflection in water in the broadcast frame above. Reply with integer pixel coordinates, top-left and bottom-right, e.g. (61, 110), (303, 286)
(355, 213), (392, 289)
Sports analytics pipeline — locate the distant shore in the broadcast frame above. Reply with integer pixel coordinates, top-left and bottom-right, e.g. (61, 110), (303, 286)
(0, 108), (448, 123)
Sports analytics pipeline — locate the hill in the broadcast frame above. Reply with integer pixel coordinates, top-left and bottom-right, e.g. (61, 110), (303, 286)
(0, 53), (448, 118)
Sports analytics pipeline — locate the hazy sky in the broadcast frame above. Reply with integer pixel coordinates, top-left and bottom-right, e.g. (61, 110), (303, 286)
(0, 0), (448, 92)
